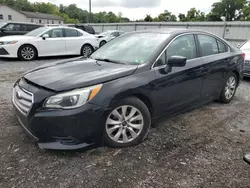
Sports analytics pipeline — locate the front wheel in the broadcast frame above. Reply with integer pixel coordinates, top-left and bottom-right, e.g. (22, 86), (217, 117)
(18, 45), (37, 61)
(81, 44), (94, 58)
(103, 97), (151, 148)
(219, 72), (238, 103)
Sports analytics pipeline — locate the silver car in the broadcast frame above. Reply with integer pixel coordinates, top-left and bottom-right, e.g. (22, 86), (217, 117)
(95, 30), (125, 47)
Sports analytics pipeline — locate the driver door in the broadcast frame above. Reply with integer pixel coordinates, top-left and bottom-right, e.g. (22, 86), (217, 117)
(153, 34), (205, 116)
(38, 28), (66, 57)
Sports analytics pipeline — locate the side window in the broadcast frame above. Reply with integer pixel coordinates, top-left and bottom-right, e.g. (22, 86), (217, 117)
(77, 31), (83, 36)
(198, 35), (219, 56)
(44, 28), (64, 38)
(217, 40), (227, 53)
(3, 23), (21, 31)
(167, 34), (197, 60)
(111, 32), (119, 37)
(65, 29), (78, 37)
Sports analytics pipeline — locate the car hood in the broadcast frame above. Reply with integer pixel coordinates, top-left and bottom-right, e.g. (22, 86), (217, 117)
(0, 35), (36, 41)
(24, 57), (138, 91)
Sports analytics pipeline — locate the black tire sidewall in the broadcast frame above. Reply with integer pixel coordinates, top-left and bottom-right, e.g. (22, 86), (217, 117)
(18, 45), (37, 61)
(219, 72), (238, 104)
(100, 41), (106, 47)
(81, 44), (93, 57)
(103, 97), (151, 148)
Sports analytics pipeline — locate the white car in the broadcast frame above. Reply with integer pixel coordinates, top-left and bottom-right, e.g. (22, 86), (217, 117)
(95, 30), (125, 47)
(239, 40), (250, 77)
(0, 26), (99, 61)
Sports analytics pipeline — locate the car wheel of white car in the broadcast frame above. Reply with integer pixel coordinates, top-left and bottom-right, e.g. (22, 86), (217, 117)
(81, 44), (94, 58)
(18, 45), (37, 61)
(100, 41), (107, 47)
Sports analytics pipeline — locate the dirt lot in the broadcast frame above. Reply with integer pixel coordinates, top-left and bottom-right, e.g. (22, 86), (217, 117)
(1, 57), (250, 188)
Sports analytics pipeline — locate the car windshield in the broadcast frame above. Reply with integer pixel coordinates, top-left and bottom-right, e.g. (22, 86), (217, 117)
(0, 23), (6, 28)
(91, 33), (170, 65)
(241, 41), (250, 50)
(99, 31), (112, 36)
(25, 27), (48, 36)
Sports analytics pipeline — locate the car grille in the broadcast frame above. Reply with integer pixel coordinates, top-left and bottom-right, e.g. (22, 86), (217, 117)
(12, 85), (33, 116)
(245, 60), (250, 65)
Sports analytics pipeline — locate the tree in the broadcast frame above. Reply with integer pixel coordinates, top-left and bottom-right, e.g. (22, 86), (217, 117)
(144, 14), (153, 22)
(158, 10), (177, 22)
(210, 0), (247, 21)
(178, 13), (187, 21)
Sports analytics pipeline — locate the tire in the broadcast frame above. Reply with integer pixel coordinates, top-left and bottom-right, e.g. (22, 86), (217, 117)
(103, 97), (151, 148)
(218, 72), (238, 104)
(18, 45), (37, 61)
(81, 44), (94, 58)
(99, 40), (107, 47)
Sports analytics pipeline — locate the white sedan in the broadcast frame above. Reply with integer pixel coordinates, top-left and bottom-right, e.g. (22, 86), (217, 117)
(95, 30), (125, 47)
(0, 26), (99, 61)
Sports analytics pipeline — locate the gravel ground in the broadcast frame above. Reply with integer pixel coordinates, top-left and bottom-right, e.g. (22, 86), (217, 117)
(1, 57), (250, 188)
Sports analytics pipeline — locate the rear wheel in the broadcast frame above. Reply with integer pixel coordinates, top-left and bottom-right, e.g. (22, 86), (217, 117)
(18, 45), (37, 61)
(103, 97), (151, 148)
(100, 40), (107, 47)
(81, 44), (94, 58)
(219, 72), (238, 103)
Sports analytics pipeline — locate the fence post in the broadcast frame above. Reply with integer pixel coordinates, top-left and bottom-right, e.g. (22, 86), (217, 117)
(134, 23), (137, 31)
(116, 24), (118, 30)
(102, 24), (104, 32)
(222, 21), (227, 39)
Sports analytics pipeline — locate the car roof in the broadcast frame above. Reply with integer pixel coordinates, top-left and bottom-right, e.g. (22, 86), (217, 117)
(2, 21), (40, 25)
(133, 28), (206, 35)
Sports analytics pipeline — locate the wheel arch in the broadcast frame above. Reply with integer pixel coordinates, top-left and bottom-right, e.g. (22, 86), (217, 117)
(80, 43), (94, 55)
(18, 44), (38, 57)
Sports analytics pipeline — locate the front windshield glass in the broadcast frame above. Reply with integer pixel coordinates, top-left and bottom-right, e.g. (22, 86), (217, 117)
(241, 41), (250, 50)
(25, 27), (48, 36)
(0, 23), (6, 28)
(99, 31), (112, 36)
(91, 33), (170, 65)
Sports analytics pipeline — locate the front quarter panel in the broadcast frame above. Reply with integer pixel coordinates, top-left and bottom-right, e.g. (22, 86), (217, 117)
(90, 69), (158, 117)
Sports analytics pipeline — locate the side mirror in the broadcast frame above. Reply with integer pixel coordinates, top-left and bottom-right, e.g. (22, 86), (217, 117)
(168, 56), (186, 67)
(42, 34), (49, 40)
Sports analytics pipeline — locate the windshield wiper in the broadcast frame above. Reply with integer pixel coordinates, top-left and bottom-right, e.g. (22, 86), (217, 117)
(94, 58), (125, 64)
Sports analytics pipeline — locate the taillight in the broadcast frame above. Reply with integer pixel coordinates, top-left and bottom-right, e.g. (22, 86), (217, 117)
(241, 53), (246, 60)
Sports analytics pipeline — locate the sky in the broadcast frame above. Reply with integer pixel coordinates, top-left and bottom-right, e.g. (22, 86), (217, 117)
(29, 0), (219, 21)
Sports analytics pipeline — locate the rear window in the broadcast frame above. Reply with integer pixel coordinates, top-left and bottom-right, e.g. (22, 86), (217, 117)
(217, 40), (228, 53)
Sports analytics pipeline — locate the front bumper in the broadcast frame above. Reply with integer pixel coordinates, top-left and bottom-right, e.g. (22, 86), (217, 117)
(13, 79), (106, 150)
(0, 45), (18, 58)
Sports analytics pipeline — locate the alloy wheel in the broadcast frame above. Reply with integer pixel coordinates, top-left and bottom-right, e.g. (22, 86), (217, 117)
(105, 105), (144, 144)
(21, 47), (35, 60)
(82, 46), (93, 58)
(225, 76), (236, 100)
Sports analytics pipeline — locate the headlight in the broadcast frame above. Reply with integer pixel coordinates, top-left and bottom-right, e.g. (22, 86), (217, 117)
(0, 41), (18, 45)
(44, 84), (102, 109)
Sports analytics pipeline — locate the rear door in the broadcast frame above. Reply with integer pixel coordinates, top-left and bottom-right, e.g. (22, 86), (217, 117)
(197, 34), (232, 99)
(64, 28), (84, 55)
(38, 28), (66, 56)
(153, 34), (205, 116)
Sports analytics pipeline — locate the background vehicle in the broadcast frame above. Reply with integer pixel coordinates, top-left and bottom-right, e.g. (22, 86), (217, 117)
(12, 29), (244, 150)
(95, 30), (125, 47)
(68, 24), (95, 34)
(0, 22), (41, 37)
(0, 26), (98, 60)
(239, 40), (250, 77)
